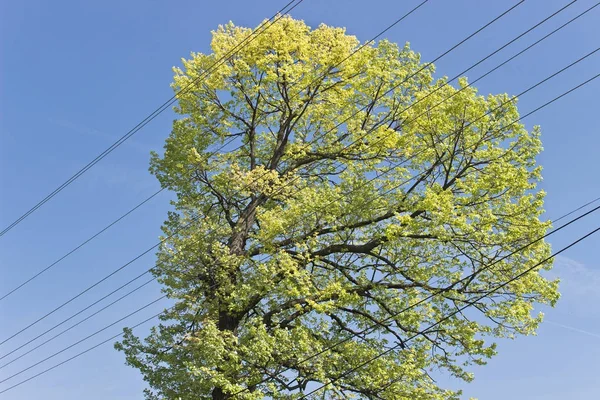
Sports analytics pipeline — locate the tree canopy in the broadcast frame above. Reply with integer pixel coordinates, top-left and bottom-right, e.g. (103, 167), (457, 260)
(116, 16), (558, 400)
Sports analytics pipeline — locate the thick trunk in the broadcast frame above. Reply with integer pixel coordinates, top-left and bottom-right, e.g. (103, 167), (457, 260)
(212, 387), (226, 400)
(211, 200), (260, 399)
(210, 309), (241, 400)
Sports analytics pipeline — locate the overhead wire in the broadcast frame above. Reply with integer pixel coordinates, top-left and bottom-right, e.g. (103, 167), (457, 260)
(0, 277), (156, 366)
(0, 295), (168, 386)
(0, 217), (201, 347)
(0, 188), (164, 302)
(0, 277), (157, 370)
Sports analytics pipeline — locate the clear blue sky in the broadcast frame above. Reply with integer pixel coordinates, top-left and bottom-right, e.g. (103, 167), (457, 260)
(1, 0), (599, 398)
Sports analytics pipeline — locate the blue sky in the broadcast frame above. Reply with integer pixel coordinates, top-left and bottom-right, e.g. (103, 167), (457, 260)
(1, 0), (599, 398)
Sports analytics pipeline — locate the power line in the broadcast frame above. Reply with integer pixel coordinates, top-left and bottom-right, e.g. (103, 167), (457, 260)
(282, 204), (600, 398)
(1, 252), (236, 379)
(0, 217), (200, 347)
(392, 0), (598, 129)
(328, 1), (596, 152)
(3, 65), (598, 397)
(0, 0), (432, 302)
(0, 188), (163, 302)
(0, 0), (305, 238)
(0, 228), (214, 363)
(299, 224), (600, 399)
(0, 295), (168, 386)
(553, 196), (600, 224)
(305, 1), (599, 215)
(255, 45), (600, 263)
(0, 304), (171, 395)
(403, 46), (599, 143)
(0, 277), (156, 367)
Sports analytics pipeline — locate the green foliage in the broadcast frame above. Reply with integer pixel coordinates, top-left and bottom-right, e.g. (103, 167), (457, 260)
(116, 16), (558, 399)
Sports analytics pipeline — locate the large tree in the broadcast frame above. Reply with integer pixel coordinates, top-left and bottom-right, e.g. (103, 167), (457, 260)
(116, 16), (558, 399)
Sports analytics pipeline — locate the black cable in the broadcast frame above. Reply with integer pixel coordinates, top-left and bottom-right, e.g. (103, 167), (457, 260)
(332, 0), (594, 150)
(0, 304), (170, 395)
(0, 219), (221, 362)
(0, 295), (168, 385)
(0, 0), (432, 301)
(305, 4), (600, 233)
(238, 203), (600, 397)
(299, 224), (600, 398)
(258, 0), (590, 201)
(553, 196), (600, 224)
(0, 276), (156, 366)
(0, 188), (163, 302)
(0, 268), (237, 380)
(391, 0), (597, 130)
(0, 217), (200, 347)
(415, 229), (600, 341)
(247, 46), (600, 264)
(0, 0), (305, 238)
(0, 228), (228, 368)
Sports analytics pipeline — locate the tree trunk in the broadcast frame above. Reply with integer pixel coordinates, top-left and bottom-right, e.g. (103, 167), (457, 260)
(211, 201), (259, 399)
(212, 387), (226, 400)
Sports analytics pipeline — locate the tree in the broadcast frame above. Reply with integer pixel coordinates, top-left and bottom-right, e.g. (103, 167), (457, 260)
(116, 16), (559, 399)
